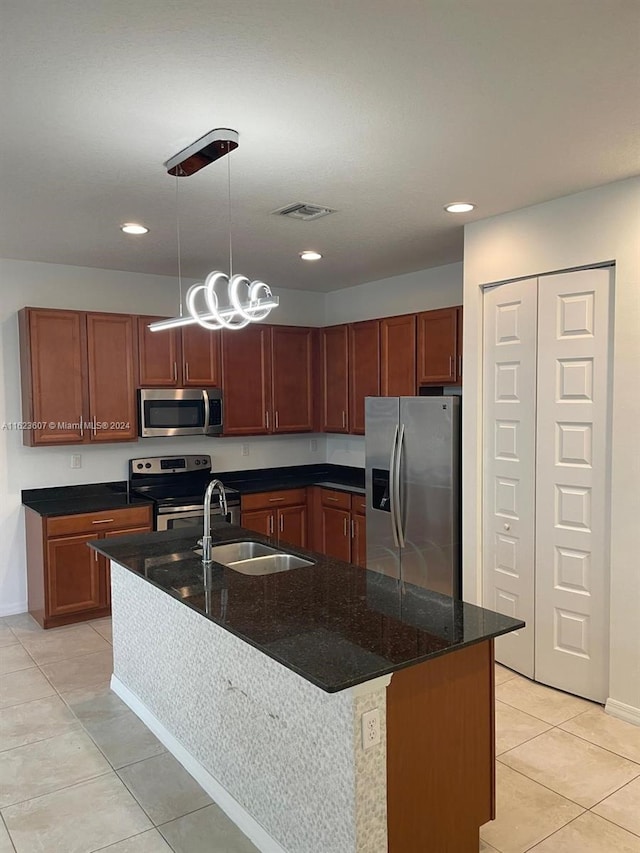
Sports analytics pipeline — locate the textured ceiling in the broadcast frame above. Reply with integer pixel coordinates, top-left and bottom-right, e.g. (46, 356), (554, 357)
(1, 0), (638, 292)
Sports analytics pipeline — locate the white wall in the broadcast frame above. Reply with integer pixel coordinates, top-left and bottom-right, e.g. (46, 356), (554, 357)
(462, 177), (640, 716)
(0, 259), (326, 615)
(324, 262), (463, 325)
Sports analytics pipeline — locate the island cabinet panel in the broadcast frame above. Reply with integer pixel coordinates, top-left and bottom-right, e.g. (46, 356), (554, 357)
(271, 326), (314, 433)
(387, 639), (495, 853)
(321, 324), (350, 433)
(137, 317), (181, 386)
(221, 325), (272, 435)
(348, 320), (380, 435)
(181, 325), (221, 387)
(26, 505), (152, 629)
(417, 306), (461, 385)
(19, 308), (87, 446)
(380, 314), (417, 396)
(86, 313), (137, 442)
(46, 534), (102, 618)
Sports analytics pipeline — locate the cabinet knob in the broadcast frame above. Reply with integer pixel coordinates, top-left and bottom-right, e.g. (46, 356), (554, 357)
(504, 523), (511, 531)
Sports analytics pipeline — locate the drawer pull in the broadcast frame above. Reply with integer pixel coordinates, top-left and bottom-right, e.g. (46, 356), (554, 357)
(325, 497), (339, 502)
(268, 497), (285, 502)
(91, 518), (115, 524)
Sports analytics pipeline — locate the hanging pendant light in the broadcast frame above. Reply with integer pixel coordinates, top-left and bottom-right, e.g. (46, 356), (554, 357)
(149, 128), (278, 333)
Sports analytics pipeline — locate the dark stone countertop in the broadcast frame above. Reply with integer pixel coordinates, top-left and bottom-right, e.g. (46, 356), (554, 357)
(21, 464), (365, 517)
(89, 523), (524, 694)
(22, 482), (153, 517)
(219, 464), (365, 495)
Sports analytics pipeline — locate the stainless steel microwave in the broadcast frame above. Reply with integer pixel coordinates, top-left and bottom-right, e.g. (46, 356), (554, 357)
(138, 389), (223, 437)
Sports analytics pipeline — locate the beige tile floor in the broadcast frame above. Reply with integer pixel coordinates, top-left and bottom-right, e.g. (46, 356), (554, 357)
(0, 615), (638, 853)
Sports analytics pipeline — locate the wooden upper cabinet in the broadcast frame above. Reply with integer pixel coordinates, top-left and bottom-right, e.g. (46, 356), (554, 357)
(349, 320), (380, 434)
(19, 308), (86, 446)
(222, 325), (272, 435)
(321, 325), (350, 433)
(381, 314), (417, 396)
(181, 325), (221, 387)
(271, 326), (313, 433)
(86, 313), (137, 442)
(137, 317), (181, 386)
(417, 306), (461, 385)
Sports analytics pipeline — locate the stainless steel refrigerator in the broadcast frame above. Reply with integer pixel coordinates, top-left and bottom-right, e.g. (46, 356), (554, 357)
(365, 396), (461, 597)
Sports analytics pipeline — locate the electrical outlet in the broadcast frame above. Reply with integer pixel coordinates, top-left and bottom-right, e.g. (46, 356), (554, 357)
(361, 708), (381, 750)
(241, 444), (250, 457)
(70, 454), (82, 469)
(310, 438), (318, 452)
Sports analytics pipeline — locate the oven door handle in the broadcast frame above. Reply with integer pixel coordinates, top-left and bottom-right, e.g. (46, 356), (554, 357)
(202, 390), (211, 435)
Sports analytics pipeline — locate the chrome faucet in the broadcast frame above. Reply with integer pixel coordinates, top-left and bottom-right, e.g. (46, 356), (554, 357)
(200, 479), (228, 566)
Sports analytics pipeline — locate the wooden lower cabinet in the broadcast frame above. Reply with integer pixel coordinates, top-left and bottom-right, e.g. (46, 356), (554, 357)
(47, 534), (102, 618)
(240, 489), (307, 548)
(351, 494), (367, 568)
(320, 504), (351, 561)
(26, 505), (152, 628)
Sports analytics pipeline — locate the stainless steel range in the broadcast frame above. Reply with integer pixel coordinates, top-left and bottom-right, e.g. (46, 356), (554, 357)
(128, 455), (240, 532)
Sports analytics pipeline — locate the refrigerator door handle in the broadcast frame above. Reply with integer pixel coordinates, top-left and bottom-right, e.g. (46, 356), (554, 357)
(389, 424), (400, 548)
(394, 423), (406, 548)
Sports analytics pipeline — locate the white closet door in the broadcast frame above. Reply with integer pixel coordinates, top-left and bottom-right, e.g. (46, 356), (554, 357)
(534, 268), (611, 702)
(483, 279), (538, 676)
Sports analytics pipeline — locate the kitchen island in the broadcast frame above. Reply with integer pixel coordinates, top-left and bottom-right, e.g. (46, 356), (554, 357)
(90, 523), (522, 853)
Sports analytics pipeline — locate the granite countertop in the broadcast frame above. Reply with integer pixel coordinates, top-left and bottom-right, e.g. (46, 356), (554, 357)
(22, 464), (365, 517)
(89, 523), (524, 694)
(22, 482), (153, 517)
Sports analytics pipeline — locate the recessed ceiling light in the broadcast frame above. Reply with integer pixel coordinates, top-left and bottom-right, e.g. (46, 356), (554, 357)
(299, 250), (322, 261)
(444, 202), (475, 214)
(121, 223), (149, 235)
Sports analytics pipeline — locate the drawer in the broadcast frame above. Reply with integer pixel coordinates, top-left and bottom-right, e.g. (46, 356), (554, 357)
(241, 488), (307, 511)
(46, 506), (152, 537)
(351, 494), (366, 514)
(320, 488), (351, 510)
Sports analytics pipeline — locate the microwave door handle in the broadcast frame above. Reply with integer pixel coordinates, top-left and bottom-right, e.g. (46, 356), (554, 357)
(202, 390), (211, 434)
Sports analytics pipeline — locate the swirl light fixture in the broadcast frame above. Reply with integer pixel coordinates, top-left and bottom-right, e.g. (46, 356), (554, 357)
(148, 128), (278, 333)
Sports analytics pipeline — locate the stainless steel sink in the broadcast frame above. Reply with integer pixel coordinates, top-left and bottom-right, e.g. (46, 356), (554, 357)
(227, 553), (314, 575)
(193, 540), (314, 575)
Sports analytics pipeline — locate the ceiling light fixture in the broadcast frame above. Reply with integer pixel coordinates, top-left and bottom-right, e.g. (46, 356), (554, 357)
(299, 250), (322, 261)
(148, 128), (278, 333)
(444, 202), (476, 213)
(121, 223), (149, 234)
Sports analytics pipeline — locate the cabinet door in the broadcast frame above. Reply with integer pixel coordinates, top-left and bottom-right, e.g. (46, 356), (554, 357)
(321, 325), (349, 433)
(137, 317), (181, 386)
(86, 313), (137, 442)
(222, 325), (272, 435)
(352, 512), (367, 569)
(417, 307), (460, 384)
(277, 505), (307, 549)
(47, 534), (102, 617)
(381, 314), (417, 396)
(456, 306), (463, 385)
(19, 308), (87, 446)
(349, 320), (380, 435)
(271, 327), (313, 432)
(320, 506), (352, 562)
(241, 509), (274, 538)
(182, 325), (221, 387)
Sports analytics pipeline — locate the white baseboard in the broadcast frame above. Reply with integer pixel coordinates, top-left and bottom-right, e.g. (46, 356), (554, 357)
(0, 601), (28, 618)
(605, 697), (640, 727)
(111, 675), (289, 853)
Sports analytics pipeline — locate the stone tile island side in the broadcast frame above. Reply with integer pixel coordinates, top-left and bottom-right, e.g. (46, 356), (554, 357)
(90, 524), (522, 853)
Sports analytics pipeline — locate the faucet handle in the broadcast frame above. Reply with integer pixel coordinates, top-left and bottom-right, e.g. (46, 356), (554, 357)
(197, 538), (203, 547)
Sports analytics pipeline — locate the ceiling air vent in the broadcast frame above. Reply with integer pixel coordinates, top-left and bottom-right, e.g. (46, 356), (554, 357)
(272, 202), (336, 222)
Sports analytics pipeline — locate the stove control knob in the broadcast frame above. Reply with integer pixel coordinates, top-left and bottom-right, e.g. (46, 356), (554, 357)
(202, 458), (208, 465)
(195, 459), (201, 465)
(145, 463), (151, 469)
(136, 463), (143, 469)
